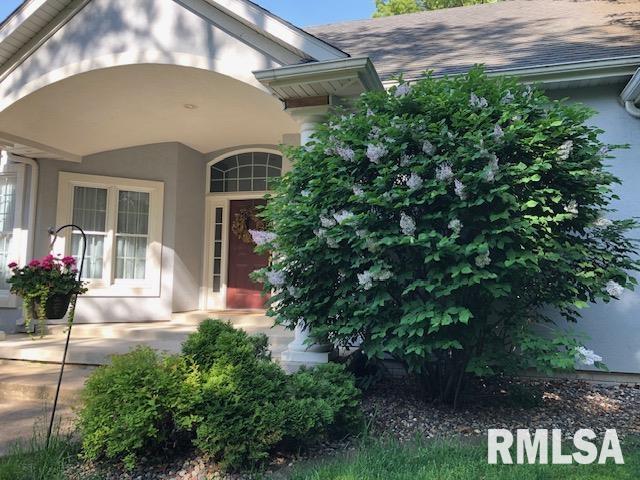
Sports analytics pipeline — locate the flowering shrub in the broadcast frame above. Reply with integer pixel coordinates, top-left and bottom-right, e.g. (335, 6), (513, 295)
(8, 254), (86, 335)
(257, 67), (639, 405)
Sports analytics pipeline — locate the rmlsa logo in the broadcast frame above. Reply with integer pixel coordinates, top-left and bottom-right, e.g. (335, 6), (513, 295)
(488, 429), (624, 465)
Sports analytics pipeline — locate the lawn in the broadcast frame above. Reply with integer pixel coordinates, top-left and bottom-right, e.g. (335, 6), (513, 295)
(288, 437), (640, 480)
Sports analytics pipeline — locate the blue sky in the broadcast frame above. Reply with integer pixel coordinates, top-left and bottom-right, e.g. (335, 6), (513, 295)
(0, 1), (375, 27)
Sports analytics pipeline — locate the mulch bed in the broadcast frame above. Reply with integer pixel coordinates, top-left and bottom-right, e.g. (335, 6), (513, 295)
(67, 378), (640, 480)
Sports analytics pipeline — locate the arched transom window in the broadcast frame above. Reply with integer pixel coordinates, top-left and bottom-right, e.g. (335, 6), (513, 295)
(210, 151), (282, 193)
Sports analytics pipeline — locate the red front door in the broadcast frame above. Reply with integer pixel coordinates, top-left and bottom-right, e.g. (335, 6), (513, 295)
(227, 200), (270, 309)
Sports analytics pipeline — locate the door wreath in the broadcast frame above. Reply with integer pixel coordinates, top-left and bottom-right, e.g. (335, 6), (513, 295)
(232, 206), (267, 245)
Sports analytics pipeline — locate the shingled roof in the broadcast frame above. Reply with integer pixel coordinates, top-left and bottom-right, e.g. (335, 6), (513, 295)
(307, 0), (640, 81)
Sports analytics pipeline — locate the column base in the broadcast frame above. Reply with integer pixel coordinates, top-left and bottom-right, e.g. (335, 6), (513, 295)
(0, 331), (5, 341)
(280, 348), (337, 374)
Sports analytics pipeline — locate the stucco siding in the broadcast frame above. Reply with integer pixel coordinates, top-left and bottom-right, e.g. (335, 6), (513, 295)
(550, 84), (640, 374)
(19, 141), (208, 324)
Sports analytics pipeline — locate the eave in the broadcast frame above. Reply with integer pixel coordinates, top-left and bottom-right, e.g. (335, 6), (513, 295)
(254, 57), (383, 102)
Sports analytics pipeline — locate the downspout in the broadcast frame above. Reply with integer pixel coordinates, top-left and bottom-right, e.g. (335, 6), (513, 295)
(8, 154), (39, 259)
(620, 68), (640, 119)
(624, 100), (640, 118)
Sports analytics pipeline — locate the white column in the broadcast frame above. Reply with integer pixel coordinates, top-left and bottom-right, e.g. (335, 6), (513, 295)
(280, 106), (335, 373)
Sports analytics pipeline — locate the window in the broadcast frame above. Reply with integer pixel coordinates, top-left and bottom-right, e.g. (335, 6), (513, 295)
(0, 174), (17, 291)
(210, 152), (282, 193)
(212, 207), (224, 292)
(57, 173), (163, 296)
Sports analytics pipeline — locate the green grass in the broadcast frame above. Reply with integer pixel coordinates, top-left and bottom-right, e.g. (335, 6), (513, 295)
(0, 431), (84, 480)
(288, 437), (640, 480)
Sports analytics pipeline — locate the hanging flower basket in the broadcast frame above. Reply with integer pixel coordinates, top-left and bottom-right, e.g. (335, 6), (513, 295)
(32, 293), (73, 321)
(7, 255), (87, 337)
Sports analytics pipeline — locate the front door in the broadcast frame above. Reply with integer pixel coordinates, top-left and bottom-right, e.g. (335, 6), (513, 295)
(226, 199), (269, 309)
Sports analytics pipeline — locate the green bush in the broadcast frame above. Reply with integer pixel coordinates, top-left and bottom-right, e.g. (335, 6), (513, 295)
(181, 318), (270, 370)
(285, 363), (363, 443)
(178, 319), (362, 470)
(257, 66), (640, 406)
(79, 320), (363, 471)
(78, 347), (196, 469)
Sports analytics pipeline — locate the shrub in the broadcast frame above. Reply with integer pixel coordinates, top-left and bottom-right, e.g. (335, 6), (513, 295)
(285, 363), (363, 443)
(177, 319), (362, 470)
(78, 347), (196, 469)
(181, 318), (269, 370)
(257, 66), (640, 407)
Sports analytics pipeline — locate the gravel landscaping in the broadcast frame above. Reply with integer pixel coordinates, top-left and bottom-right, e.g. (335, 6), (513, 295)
(63, 377), (640, 480)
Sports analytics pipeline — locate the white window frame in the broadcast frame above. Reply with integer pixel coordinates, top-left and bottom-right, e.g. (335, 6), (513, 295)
(0, 163), (26, 308)
(56, 172), (164, 297)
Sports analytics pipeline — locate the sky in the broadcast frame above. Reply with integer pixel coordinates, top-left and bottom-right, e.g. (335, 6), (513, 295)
(0, 0), (375, 27)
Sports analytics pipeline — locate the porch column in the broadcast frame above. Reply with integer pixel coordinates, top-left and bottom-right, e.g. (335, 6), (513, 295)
(281, 106), (335, 373)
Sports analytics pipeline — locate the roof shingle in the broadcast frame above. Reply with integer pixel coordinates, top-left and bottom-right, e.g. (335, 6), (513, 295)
(307, 0), (640, 81)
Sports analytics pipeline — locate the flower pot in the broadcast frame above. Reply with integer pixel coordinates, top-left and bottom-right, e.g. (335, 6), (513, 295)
(33, 293), (73, 320)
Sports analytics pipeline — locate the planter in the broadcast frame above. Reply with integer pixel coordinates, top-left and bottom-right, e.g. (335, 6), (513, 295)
(33, 293), (73, 320)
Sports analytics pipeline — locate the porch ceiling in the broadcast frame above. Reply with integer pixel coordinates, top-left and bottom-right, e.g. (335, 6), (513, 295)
(0, 64), (297, 158)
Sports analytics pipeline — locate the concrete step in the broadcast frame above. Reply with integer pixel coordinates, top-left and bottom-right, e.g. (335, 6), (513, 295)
(46, 322), (290, 342)
(0, 361), (93, 404)
(0, 332), (292, 367)
(171, 310), (275, 328)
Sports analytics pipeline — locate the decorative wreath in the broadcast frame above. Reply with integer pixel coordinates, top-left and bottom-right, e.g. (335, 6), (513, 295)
(232, 206), (267, 245)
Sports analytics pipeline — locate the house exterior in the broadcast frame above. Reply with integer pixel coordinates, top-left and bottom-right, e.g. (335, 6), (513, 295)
(0, 0), (638, 373)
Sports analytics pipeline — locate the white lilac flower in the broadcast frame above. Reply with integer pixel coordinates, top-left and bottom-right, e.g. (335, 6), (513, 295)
(564, 200), (579, 215)
(598, 146), (609, 157)
(436, 162), (454, 182)
(557, 140), (574, 161)
(469, 92), (488, 109)
(493, 124), (504, 140)
(384, 136), (397, 144)
(357, 271), (374, 290)
(287, 286), (301, 298)
(400, 154), (412, 167)
(400, 212), (416, 236)
(356, 229), (368, 238)
(266, 270), (286, 287)
(475, 251), (491, 268)
(366, 108), (375, 117)
(333, 210), (355, 225)
(301, 189), (311, 198)
(594, 217), (613, 228)
(575, 346), (603, 367)
(313, 228), (327, 238)
(329, 121), (340, 131)
(248, 230), (277, 246)
(422, 140), (435, 155)
(367, 144), (388, 164)
(500, 90), (514, 104)
(484, 155), (500, 182)
(369, 126), (382, 139)
(365, 238), (379, 253)
(605, 280), (624, 298)
(448, 218), (462, 235)
(352, 185), (365, 197)
(395, 83), (412, 97)
(320, 215), (336, 228)
(406, 172), (424, 191)
(336, 146), (355, 162)
(326, 237), (340, 249)
(454, 179), (467, 200)
(375, 269), (393, 281)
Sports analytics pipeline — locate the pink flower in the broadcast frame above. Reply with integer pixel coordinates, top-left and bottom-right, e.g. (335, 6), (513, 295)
(7, 262), (17, 269)
(39, 254), (55, 271)
(28, 259), (40, 268)
(61, 256), (76, 267)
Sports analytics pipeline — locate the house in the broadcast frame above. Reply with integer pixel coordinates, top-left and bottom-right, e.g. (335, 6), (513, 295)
(0, 0), (637, 374)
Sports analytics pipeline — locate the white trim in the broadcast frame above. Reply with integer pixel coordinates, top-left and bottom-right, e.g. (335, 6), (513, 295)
(205, 147), (283, 195)
(203, 0), (347, 61)
(55, 172), (164, 297)
(0, 162), (26, 308)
